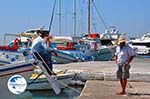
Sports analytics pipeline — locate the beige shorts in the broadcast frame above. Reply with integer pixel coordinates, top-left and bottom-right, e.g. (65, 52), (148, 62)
(117, 65), (130, 79)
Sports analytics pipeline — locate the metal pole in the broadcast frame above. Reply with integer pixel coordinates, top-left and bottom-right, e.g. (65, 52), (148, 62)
(73, 0), (76, 36)
(49, 0), (56, 34)
(58, 0), (61, 36)
(88, 0), (91, 34)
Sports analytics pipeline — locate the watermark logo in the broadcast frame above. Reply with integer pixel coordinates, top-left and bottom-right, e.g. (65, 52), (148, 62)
(7, 75), (27, 94)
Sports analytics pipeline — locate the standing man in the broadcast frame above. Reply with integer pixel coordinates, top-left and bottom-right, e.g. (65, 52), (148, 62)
(31, 31), (57, 75)
(115, 37), (135, 95)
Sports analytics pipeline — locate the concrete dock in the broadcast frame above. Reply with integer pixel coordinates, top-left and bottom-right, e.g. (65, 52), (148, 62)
(79, 80), (150, 99)
(54, 58), (150, 99)
(54, 58), (150, 82)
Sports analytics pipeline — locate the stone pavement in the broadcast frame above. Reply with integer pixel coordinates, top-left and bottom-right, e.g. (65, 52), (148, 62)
(79, 80), (150, 99)
(54, 58), (150, 82)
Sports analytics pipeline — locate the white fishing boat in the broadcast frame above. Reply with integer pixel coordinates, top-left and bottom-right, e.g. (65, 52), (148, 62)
(0, 47), (76, 94)
(0, 50), (26, 65)
(0, 60), (35, 99)
(27, 72), (74, 90)
(20, 28), (49, 38)
(130, 32), (150, 55)
(0, 32), (79, 64)
(0, 49), (78, 65)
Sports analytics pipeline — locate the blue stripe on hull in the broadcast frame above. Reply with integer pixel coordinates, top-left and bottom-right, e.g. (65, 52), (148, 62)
(0, 60), (11, 64)
(0, 63), (33, 72)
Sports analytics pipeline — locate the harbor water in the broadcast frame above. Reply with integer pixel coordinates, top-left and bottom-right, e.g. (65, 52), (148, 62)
(17, 86), (82, 99)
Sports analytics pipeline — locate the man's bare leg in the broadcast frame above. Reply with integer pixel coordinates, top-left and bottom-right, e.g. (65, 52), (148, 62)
(122, 79), (127, 94)
(120, 79), (123, 89)
(117, 79), (127, 95)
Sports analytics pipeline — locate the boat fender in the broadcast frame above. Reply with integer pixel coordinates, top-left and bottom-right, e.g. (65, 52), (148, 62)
(46, 37), (52, 47)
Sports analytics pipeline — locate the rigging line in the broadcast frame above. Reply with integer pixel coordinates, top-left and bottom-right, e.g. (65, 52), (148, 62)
(91, 0), (109, 30)
(49, 0), (56, 33)
(57, 79), (80, 93)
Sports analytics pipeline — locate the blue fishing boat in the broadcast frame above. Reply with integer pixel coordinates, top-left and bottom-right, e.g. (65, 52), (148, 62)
(60, 50), (93, 62)
(78, 34), (113, 61)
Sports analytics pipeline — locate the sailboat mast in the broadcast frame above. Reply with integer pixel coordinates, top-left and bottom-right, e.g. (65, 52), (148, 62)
(73, 0), (76, 36)
(88, 0), (91, 34)
(58, 0), (61, 36)
(48, 0), (56, 34)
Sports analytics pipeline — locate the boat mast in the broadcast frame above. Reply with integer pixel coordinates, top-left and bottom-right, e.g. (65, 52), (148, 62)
(73, 0), (77, 36)
(88, 0), (91, 34)
(48, 0), (56, 34)
(58, 0), (61, 36)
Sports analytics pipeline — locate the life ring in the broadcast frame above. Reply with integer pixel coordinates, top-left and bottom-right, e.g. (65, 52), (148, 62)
(13, 38), (21, 46)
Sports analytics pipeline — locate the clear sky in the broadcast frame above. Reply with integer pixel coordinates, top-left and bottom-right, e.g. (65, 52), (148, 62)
(0, 0), (150, 41)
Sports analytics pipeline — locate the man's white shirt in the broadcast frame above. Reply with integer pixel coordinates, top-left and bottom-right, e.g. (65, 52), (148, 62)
(31, 36), (43, 48)
(115, 44), (135, 65)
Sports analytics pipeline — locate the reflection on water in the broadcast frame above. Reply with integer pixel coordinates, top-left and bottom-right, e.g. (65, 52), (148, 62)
(17, 86), (83, 99)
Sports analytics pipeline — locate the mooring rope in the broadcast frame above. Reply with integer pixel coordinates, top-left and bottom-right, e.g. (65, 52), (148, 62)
(31, 49), (80, 94)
